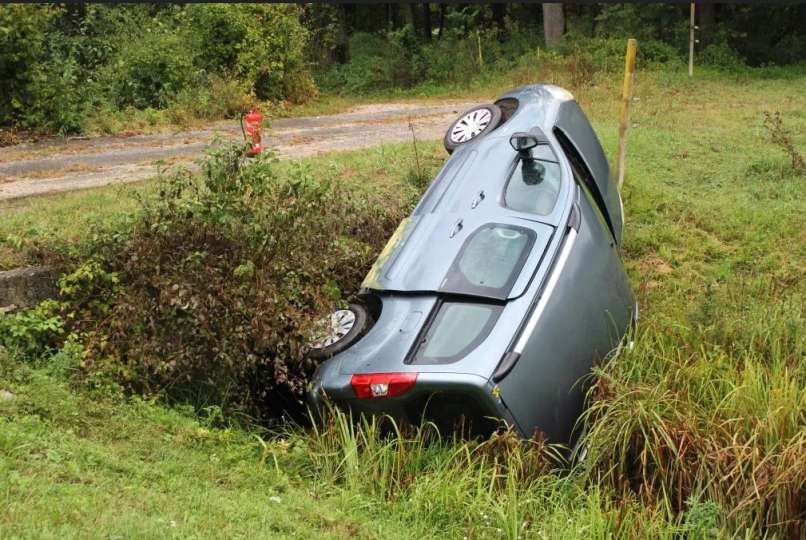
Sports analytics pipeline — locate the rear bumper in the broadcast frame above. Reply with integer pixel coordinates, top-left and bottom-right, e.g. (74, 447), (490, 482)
(308, 363), (519, 437)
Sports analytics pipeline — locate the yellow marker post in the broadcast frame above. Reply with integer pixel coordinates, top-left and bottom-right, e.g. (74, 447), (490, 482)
(477, 30), (484, 68)
(616, 38), (637, 192)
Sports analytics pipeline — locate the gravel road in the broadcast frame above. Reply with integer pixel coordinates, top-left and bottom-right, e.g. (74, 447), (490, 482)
(0, 101), (474, 202)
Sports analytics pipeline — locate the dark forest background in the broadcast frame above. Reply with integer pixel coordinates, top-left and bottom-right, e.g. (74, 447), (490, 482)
(2, 3), (805, 134)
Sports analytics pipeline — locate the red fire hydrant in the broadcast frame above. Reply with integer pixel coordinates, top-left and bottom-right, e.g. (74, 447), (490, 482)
(242, 109), (263, 156)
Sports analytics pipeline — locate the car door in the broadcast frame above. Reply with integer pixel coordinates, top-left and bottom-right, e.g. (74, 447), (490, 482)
(554, 101), (624, 245)
(495, 151), (634, 443)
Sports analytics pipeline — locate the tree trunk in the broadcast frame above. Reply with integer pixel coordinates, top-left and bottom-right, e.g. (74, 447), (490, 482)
(542, 3), (565, 48)
(698, 3), (716, 45)
(438, 4), (446, 39)
(492, 4), (506, 33)
(422, 3), (432, 40)
(408, 3), (418, 30)
(342, 4), (355, 35)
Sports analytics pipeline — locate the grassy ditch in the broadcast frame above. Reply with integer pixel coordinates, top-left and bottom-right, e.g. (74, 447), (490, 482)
(1, 68), (805, 536)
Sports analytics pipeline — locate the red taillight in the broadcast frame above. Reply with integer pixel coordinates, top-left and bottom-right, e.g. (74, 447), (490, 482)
(351, 372), (418, 399)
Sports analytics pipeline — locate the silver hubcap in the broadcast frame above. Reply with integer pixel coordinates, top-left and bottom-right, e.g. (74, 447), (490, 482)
(450, 108), (493, 144)
(309, 309), (356, 349)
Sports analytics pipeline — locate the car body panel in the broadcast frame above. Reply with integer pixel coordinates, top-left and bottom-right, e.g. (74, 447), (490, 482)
(554, 100), (624, 244)
(495, 186), (634, 441)
(364, 211), (555, 301)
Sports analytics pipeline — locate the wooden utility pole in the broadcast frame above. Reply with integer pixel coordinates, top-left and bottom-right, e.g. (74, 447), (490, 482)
(688, 3), (696, 77)
(617, 39), (637, 192)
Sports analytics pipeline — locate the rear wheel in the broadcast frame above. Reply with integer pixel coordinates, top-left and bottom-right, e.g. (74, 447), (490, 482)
(443, 104), (503, 154)
(307, 303), (371, 360)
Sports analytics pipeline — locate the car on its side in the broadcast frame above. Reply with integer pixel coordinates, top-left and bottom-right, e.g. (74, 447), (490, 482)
(307, 84), (636, 445)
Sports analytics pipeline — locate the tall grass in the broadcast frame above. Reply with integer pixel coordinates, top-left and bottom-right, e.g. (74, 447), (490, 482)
(286, 407), (684, 538)
(272, 272), (804, 538)
(581, 318), (804, 534)
(273, 304), (802, 536)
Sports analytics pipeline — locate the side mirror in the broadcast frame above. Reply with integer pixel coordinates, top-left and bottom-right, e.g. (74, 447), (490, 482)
(509, 127), (547, 160)
(509, 132), (539, 154)
(510, 128), (547, 185)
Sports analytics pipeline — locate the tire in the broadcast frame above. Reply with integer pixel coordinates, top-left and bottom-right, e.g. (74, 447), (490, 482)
(307, 303), (372, 360)
(443, 104), (503, 154)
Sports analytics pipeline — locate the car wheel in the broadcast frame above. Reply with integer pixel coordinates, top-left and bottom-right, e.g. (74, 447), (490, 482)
(307, 303), (371, 360)
(443, 104), (503, 154)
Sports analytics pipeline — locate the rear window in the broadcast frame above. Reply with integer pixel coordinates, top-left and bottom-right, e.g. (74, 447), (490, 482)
(504, 146), (562, 215)
(441, 224), (535, 299)
(409, 302), (502, 365)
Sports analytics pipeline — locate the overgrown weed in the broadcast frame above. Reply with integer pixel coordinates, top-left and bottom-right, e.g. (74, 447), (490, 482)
(763, 111), (805, 176)
(46, 143), (417, 422)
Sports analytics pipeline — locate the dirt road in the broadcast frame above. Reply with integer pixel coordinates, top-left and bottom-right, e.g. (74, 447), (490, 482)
(0, 101), (474, 202)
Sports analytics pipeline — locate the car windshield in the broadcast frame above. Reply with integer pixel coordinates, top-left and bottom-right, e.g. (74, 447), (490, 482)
(504, 145), (562, 215)
(409, 302), (501, 364)
(441, 224), (534, 299)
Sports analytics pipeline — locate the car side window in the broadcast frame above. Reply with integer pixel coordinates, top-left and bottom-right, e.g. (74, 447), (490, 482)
(408, 302), (502, 365)
(553, 128), (616, 240)
(441, 224), (535, 300)
(503, 146), (562, 216)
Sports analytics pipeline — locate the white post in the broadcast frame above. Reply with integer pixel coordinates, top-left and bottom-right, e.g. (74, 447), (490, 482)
(689, 3), (695, 77)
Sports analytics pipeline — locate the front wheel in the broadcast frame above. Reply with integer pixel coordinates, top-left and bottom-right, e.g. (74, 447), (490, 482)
(443, 104), (503, 154)
(307, 303), (371, 360)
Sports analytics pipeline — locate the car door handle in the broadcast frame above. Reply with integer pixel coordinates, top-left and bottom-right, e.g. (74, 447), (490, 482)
(471, 190), (485, 209)
(449, 219), (463, 238)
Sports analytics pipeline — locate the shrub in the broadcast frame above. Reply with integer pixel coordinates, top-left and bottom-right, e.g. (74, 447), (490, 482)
(319, 27), (521, 94)
(562, 35), (682, 72)
(0, 5), (50, 119)
(0, 300), (64, 362)
(595, 4), (688, 46)
(762, 111), (805, 175)
(167, 76), (254, 124)
(62, 144), (412, 420)
(700, 41), (746, 71)
(185, 4), (316, 103)
(21, 53), (87, 134)
(318, 32), (407, 93)
(102, 31), (200, 109)
(1, 4), (316, 133)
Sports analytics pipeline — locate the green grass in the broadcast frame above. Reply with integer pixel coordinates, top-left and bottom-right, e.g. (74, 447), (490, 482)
(0, 354), (691, 539)
(0, 361), (414, 539)
(1, 66), (805, 536)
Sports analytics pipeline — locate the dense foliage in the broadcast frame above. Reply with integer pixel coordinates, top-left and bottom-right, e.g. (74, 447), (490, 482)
(2, 3), (806, 135)
(0, 4), (313, 134)
(27, 145), (411, 420)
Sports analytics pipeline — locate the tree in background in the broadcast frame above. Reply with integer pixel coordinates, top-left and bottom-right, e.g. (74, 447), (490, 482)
(543, 3), (565, 48)
(3, 2), (806, 136)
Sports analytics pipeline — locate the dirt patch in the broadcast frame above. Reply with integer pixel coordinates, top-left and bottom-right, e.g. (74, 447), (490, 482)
(640, 254), (674, 276)
(16, 163), (102, 180)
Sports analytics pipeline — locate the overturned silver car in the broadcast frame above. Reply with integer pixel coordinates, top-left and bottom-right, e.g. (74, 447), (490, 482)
(308, 84), (637, 444)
